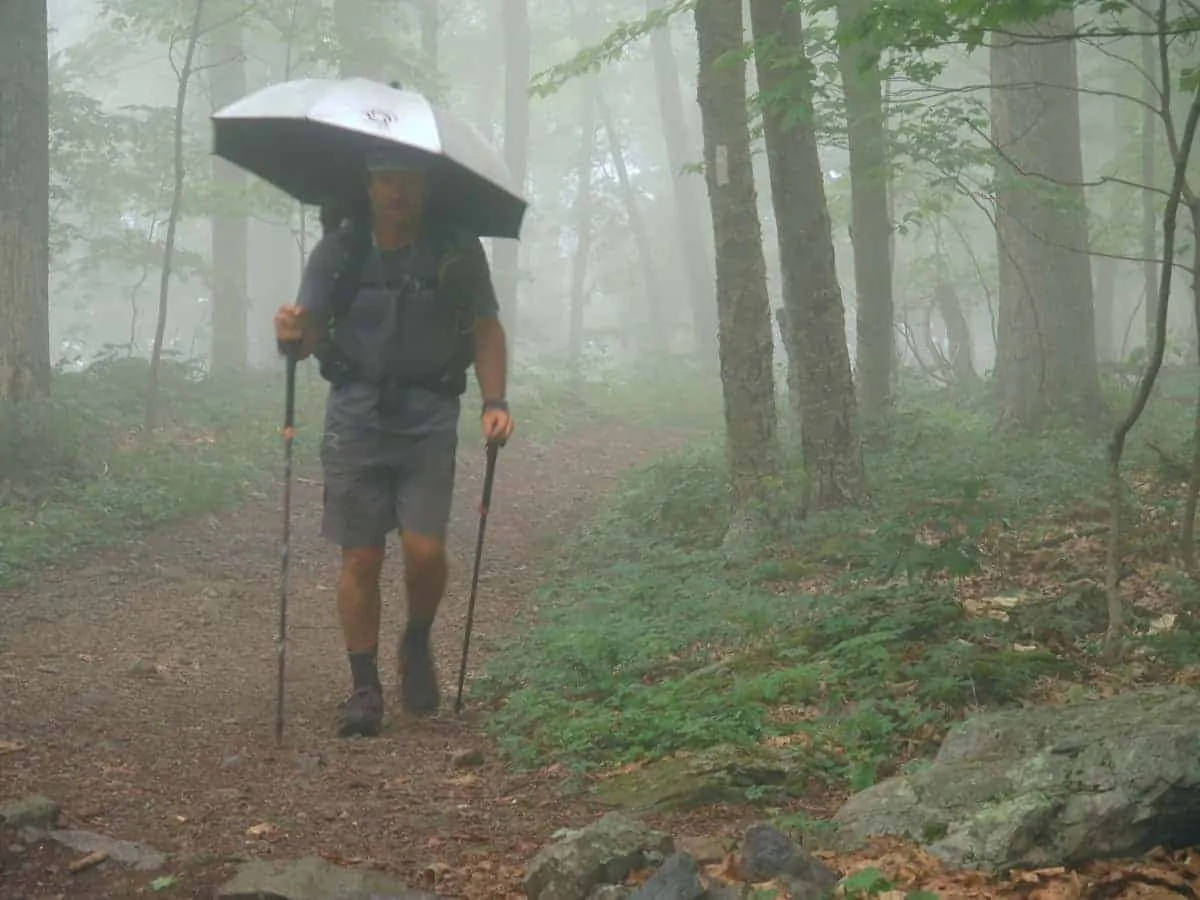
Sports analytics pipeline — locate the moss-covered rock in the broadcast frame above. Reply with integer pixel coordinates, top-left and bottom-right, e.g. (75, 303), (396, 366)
(822, 686), (1200, 872)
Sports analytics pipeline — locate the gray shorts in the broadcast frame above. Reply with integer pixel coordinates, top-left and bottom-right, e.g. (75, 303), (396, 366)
(320, 430), (458, 549)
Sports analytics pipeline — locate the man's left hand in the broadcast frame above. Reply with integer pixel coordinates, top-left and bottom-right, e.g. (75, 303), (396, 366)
(481, 405), (515, 446)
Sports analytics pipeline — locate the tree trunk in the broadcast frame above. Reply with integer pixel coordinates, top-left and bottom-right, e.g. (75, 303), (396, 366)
(0, 0), (51, 402)
(146, 0), (206, 431)
(934, 279), (977, 386)
(836, 0), (894, 424)
(494, 0), (530, 349)
(990, 9), (1102, 428)
(749, 0), (866, 510)
(207, 2), (248, 372)
(1141, 28), (1158, 351)
(647, 0), (718, 364)
(568, 76), (598, 371)
(694, 0), (781, 542)
(597, 89), (668, 354)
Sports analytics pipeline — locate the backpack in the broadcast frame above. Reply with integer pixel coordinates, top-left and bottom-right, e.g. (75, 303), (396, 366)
(312, 218), (477, 398)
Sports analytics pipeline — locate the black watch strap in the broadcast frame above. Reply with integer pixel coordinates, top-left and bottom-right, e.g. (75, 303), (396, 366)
(482, 398), (509, 414)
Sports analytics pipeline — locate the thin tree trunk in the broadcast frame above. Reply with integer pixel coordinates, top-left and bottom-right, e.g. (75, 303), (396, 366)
(647, 0), (718, 363)
(568, 76), (598, 371)
(146, 0), (206, 430)
(1141, 28), (1158, 349)
(207, 1), (248, 372)
(597, 89), (668, 353)
(0, 0), (51, 402)
(694, 0), (781, 544)
(749, 0), (866, 510)
(836, 0), (894, 424)
(494, 0), (530, 350)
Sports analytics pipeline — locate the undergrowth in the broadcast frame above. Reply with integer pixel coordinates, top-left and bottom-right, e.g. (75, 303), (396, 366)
(475, 376), (1200, 798)
(0, 351), (713, 590)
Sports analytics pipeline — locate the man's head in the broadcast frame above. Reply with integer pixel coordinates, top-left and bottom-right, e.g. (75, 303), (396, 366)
(365, 149), (429, 233)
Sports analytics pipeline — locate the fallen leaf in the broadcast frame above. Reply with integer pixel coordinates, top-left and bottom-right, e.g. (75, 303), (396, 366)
(245, 822), (277, 838)
(0, 740), (25, 755)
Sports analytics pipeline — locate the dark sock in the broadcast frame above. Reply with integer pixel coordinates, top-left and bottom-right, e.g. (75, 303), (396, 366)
(348, 646), (381, 690)
(403, 619), (432, 647)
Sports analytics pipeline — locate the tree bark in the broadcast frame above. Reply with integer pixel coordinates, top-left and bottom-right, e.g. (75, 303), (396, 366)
(0, 0), (52, 402)
(694, 0), (780, 541)
(207, 2), (248, 372)
(647, 0), (718, 363)
(749, 0), (866, 510)
(493, 0), (530, 349)
(990, 9), (1102, 428)
(836, 0), (894, 424)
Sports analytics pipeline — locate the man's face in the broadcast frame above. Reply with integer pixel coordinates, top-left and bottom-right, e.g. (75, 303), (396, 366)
(367, 168), (426, 228)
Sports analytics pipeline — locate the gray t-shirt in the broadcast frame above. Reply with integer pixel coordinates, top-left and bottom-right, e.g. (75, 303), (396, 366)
(296, 226), (500, 467)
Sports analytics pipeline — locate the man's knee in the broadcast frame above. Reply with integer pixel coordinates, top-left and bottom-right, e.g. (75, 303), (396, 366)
(341, 546), (385, 584)
(401, 532), (446, 574)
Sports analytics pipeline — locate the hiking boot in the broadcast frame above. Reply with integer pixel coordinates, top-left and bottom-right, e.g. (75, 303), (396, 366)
(337, 684), (384, 737)
(397, 629), (440, 716)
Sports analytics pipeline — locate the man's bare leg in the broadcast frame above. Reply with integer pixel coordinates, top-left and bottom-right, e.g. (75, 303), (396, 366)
(397, 530), (448, 715)
(337, 546), (386, 736)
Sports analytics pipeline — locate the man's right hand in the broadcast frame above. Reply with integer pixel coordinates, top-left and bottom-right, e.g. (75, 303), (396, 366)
(274, 304), (313, 359)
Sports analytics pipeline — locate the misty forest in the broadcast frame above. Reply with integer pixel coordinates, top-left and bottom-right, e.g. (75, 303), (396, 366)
(3, 0), (1200, 897)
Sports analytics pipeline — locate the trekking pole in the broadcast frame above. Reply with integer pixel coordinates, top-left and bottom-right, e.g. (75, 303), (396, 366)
(454, 440), (501, 715)
(275, 352), (299, 743)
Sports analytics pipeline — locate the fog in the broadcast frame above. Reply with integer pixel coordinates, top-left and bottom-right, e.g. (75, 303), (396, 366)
(4, 2), (1200, 897)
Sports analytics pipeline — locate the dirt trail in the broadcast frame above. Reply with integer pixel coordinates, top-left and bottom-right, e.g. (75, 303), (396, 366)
(0, 421), (693, 899)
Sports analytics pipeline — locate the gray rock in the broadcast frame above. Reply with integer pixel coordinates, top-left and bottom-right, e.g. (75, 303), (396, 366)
(588, 887), (632, 900)
(217, 855), (443, 899)
(48, 829), (166, 871)
(0, 795), (59, 830)
(629, 852), (705, 900)
(826, 686), (1200, 873)
(736, 824), (838, 899)
(523, 812), (675, 900)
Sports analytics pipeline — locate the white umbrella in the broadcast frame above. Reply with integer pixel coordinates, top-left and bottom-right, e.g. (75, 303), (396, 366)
(211, 77), (527, 239)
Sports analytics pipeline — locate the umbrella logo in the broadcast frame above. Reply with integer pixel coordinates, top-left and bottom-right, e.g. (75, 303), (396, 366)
(364, 108), (395, 128)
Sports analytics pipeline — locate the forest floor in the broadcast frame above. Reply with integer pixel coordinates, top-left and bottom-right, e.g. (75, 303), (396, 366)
(5, 396), (1200, 900)
(0, 420), (705, 899)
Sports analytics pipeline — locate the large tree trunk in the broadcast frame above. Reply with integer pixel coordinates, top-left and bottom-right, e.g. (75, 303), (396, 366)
(990, 9), (1102, 427)
(568, 76), (598, 371)
(494, 0), (530, 349)
(0, 0), (51, 402)
(694, 0), (781, 542)
(206, 2), (248, 372)
(749, 0), (866, 511)
(836, 0), (894, 424)
(647, 0), (718, 364)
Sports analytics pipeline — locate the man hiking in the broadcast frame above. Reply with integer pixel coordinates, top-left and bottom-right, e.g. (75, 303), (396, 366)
(272, 149), (515, 738)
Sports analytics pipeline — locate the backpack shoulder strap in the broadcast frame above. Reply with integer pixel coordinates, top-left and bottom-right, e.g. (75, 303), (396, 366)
(327, 219), (371, 324)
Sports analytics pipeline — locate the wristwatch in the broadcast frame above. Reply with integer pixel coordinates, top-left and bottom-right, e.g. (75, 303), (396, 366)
(482, 398), (509, 414)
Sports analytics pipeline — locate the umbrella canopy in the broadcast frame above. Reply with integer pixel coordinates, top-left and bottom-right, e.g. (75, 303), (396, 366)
(211, 77), (527, 240)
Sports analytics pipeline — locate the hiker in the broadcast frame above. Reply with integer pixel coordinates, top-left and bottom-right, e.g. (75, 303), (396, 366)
(272, 150), (515, 737)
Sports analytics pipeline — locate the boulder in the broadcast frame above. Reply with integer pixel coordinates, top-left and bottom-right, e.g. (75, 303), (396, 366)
(825, 686), (1200, 872)
(217, 855), (443, 899)
(523, 812), (674, 900)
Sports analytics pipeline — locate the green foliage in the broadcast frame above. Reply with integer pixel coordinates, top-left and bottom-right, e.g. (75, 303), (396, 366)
(473, 391), (1120, 786)
(0, 354), (326, 588)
